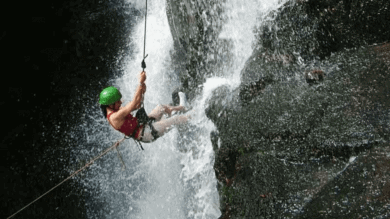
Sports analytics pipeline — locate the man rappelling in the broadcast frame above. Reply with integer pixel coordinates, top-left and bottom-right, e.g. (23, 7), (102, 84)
(99, 71), (191, 143)
(99, 0), (191, 143)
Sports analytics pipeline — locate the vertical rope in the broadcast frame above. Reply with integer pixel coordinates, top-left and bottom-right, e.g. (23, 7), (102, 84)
(142, 0), (148, 71)
(143, 0), (147, 60)
(140, 0), (148, 107)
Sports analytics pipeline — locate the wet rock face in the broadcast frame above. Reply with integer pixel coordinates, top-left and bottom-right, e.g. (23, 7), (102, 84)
(203, 1), (390, 218)
(166, 0), (234, 96)
(304, 0), (390, 59)
(204, 85), (239, 127)
(251, 0), (390, 63)
(305, 70), (325, 85)
(164, 0), (389, 218)
(239, 78), (274, 104)
(300, 145), (390, 218)
(358, 43), (390, 111)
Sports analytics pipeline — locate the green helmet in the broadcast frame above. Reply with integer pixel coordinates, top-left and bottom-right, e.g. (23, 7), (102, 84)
(99, 86), (122, 105)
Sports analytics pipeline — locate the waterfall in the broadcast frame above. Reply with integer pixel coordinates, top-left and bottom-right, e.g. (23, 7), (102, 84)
(74, 0), (289, 218)
(219, 0), (288, 83)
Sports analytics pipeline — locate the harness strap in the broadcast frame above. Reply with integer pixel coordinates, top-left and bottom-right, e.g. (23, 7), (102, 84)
(137, 118), (159, 142)
(129, 117), (149, 151)
(131, 123), (143, 139)
(107, 111), (115, 118)
(148, 119), (160, 140)
(137, 117), (153, 139)
(126, 127), (144, 151)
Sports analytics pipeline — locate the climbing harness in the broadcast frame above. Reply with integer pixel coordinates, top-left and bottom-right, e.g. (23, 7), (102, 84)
(140, 117), (160, 142)
(146, 118), (160, 141)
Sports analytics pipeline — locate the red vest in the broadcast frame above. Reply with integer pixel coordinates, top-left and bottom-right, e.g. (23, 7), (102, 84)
(107, 110), (143, 138)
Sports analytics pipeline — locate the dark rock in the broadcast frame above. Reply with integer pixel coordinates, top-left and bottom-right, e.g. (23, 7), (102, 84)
(305, 70), (326, 85)
(304, 0), (390, 59)
(166, 0), (233, 94)
(206, 2), (390, 215)
(171, 88), (180, 106)
(210, 130), (219, 152)
(167, 0), (390, 218)
(299, 145), (390, 218)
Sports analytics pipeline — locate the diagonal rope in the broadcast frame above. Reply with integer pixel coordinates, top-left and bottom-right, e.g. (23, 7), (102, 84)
(7, 137), (126, 219)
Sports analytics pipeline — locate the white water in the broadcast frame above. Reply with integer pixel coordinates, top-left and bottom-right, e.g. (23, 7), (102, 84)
(219, 0), (289, 84)
(77, 0), (289, 218)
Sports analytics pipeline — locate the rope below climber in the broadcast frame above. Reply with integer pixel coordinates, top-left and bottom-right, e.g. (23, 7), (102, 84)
(7, 137), (126, 219)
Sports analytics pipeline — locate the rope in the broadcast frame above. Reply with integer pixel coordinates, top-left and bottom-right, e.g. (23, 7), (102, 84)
(7, 137), (126, 219)
(115, 146), (127, 170)
(143, 0), (148, 68)
(136, 0), (148, 151)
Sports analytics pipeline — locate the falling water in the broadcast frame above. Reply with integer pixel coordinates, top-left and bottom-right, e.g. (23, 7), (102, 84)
(73, 0), (289, 218)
